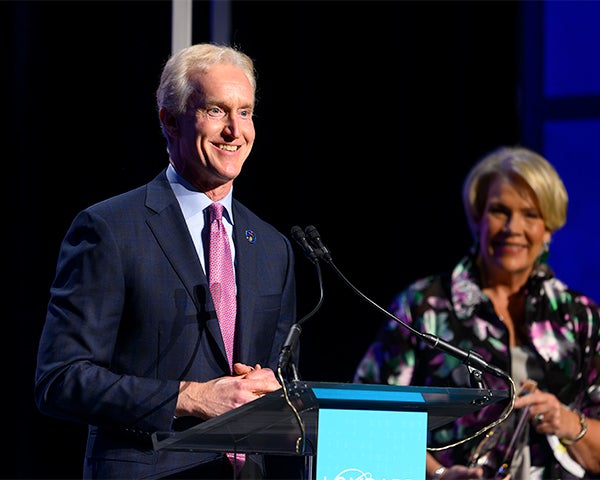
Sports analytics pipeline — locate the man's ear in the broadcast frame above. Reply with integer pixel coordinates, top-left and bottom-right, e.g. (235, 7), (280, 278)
(159, 107), (179, 135)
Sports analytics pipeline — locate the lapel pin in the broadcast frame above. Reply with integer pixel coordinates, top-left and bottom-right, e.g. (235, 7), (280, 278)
(245, 230), (256, 244)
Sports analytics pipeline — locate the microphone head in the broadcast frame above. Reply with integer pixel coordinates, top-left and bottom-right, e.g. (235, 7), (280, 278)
(304, 225), (332, 262)
(290, 225), (304, 240)
(305, 225), (318, 238)
(290, 225), (319, 264)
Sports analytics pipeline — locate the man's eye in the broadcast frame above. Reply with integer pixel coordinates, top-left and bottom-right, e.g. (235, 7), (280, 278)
(207, 107), (225, 117)
(240, 109), (252, 118)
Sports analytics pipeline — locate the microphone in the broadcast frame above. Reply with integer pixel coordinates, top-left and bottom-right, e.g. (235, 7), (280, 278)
(290, 225), (320, 265)
(305, 225), (332, 263)
(277, 226), (326, 379)
(302, 226), (511, 383)
(419, 333), (508, 381)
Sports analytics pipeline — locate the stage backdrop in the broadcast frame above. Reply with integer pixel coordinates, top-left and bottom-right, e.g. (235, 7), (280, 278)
(7, 1), (600, 478)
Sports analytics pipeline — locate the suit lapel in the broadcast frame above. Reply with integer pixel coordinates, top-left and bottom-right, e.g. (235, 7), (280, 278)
(144, 171), (227, 364)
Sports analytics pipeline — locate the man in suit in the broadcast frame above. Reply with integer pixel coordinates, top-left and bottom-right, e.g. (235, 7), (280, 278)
(35, 43), (299, 479)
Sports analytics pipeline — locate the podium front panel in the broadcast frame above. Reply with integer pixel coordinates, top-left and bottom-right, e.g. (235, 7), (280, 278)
(315, 408), (427, 480)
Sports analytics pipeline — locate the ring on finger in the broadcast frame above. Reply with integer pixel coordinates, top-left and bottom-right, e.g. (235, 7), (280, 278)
(534, 413), (544, 424)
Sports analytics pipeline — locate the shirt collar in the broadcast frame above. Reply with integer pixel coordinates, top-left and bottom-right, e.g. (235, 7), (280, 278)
(166, 164), (234, 225)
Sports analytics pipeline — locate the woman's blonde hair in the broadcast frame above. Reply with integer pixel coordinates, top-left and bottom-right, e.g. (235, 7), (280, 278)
(462, 145), (568, 238)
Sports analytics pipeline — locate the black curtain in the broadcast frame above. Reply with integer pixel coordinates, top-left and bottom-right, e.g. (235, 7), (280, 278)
(6, 1), (518, 477)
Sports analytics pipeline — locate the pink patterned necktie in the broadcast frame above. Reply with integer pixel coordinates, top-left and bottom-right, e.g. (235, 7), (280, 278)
(208, 202), (237, 369)
(207, 203), (245, 474)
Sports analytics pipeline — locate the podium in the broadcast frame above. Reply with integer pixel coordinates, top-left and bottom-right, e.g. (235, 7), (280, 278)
(152, 380), (509, 479)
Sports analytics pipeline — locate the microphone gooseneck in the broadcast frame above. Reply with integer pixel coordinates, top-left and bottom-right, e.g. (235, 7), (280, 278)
(278, 226), (325, 380)
(301, 225), (511, 383)
(287, 224), (516, 455)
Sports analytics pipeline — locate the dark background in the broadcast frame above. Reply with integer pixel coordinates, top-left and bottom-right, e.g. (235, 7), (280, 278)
(7, 1), (524, 478)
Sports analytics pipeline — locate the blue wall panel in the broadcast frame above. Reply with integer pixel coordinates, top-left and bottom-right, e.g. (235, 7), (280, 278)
(536, 1), (600, 303)
(544, 1), (600, 97)
(544, 120), (600, 302)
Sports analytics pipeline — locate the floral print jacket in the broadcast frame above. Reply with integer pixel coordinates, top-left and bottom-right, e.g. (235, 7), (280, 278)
(353, 255), (600, 479)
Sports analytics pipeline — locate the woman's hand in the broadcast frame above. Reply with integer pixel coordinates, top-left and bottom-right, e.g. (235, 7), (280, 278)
(514, 389), (572, 439)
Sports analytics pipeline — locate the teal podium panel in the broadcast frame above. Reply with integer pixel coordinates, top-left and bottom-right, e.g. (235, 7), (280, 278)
(316, 408), (427, 480)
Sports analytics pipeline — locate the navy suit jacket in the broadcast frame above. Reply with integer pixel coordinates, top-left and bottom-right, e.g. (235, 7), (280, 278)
(35, 169), (297, 479)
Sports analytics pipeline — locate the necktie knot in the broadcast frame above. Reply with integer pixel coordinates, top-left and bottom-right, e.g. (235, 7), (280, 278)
(209, 202), (224, 223)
